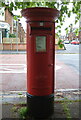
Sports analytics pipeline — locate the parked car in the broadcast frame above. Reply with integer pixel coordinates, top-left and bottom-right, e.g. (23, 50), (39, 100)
(64, 40), (69, 44)
(70, 40), (80, 45)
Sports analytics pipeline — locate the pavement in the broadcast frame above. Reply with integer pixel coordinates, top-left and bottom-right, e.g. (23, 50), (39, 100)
(0, 50), (26, 54)
(0, 48), (81, 119)
(1, 90), (81, 119)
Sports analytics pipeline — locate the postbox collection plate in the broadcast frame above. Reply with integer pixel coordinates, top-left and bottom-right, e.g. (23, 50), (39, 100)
(36, 36), (46, 52)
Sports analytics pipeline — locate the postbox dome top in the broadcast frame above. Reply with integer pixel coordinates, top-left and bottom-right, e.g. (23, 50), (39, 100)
(21, 7), (59, 22)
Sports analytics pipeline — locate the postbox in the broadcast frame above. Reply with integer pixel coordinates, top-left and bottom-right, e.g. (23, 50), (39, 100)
(21, 7), (59, 118)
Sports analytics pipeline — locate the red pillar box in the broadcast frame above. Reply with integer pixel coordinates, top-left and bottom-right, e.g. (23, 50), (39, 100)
(21, 7), (59, 118)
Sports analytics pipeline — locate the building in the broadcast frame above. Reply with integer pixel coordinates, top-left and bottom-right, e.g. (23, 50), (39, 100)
(68, 27), (79, 41)
(5, 7), (13, 34)
(68, 32), (77, 41)
(0, 7), (10, 43)
(13, 21), (26, 43)
(0, 7), (26, 51)
(0, 8), (25, 42)
(0, 21), (10, 43)
(78, 30), (81, 43)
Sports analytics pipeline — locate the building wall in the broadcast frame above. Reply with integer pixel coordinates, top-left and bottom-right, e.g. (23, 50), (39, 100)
(20, 26), (26, 43)
(5, 9), (13, 33)
(4, 9), (26, 44)
(17, 22), (26, 43)
(18, 22), (22, 42)
(78, 31), (81, 43)
(68, 32), (77, 41)
(0, 8), (26, 50)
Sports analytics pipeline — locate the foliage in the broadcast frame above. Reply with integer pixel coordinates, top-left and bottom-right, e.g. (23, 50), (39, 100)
(18, 92), (22, 95)
(18, 107), (27, 119)
(9, 33), (16, 38)
(65, 24), (79, 37)
(58, 39), (64, 48)
(1, 1), (81, 34)
(62, 101), (71, 119)
(65, 27), (69, 36)
(18, 107), (31, 119)
(74, 28), (79, 36)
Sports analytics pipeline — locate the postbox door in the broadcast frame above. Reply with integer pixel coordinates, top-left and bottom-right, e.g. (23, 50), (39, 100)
(47, 35), (54, 94)
(27, 34), (54, 96)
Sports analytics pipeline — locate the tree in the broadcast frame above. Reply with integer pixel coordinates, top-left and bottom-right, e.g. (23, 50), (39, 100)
(65, 27), (69, 37)
(1, 1), (81, 34)
(74, 28), (79, 36)
(69, 24), (73, 33)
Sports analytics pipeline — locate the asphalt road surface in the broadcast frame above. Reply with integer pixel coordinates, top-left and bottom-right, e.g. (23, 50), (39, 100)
(56, 43), (79, 54)
(56, 44), (80, 75)
(56, 44), (80, 90)
(0, 43), (80, 91)
(56, 54), (79, 75)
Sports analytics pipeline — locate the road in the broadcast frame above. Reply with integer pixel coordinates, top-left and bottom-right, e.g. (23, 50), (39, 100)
(0, 44), (80, 91)
(56, 54), (79, 75)
(55, 44), (80, 90)
(56, 44), (80, 75)
(56, 43), (79, 54)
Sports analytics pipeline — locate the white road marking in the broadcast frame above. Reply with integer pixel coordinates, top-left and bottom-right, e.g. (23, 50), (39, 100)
(0, 64), (26, 73)
(0, 64), (26, 65)
(55, 65), (62, 71)
(0, 64), (61, 73)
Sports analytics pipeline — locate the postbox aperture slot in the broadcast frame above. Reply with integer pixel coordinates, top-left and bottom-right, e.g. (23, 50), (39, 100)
(36, 36), (46, 52)
(31, 27), (51, 31)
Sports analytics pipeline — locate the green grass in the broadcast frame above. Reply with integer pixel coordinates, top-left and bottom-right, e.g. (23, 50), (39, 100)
(18, 107), (28, 119)
(18, 102), (26, 105)
(62, 102), (72, 119)
(12, 106), (17, 112)
(55, 97), (81, 119)
(18, 92), (22, 95)
(12, 98), (81, 119)
(55, 99), (81, 103)
(62, 98), (72, 119)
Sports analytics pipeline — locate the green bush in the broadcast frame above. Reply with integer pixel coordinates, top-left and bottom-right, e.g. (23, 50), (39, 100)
(18, 107), (27, 119)
(58, 39), (64, 48)
(9, 33), (16, 38)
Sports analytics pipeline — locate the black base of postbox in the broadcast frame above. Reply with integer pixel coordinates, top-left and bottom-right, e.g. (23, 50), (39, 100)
(27, 93), (54, 119)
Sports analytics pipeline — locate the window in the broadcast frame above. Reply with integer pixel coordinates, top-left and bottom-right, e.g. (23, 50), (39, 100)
(13, 20), (17, 28)
(0, 7), (5, 21)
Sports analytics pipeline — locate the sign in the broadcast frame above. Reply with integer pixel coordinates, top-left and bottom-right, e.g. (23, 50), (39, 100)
(0, 22), (10, 30)
(36, 36), (46, 52)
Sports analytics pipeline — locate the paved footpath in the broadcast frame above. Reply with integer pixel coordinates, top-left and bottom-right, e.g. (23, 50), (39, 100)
(1, 90), (81, 119)
(0, 53), (81, 119)
(0, 54), (80, 91)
